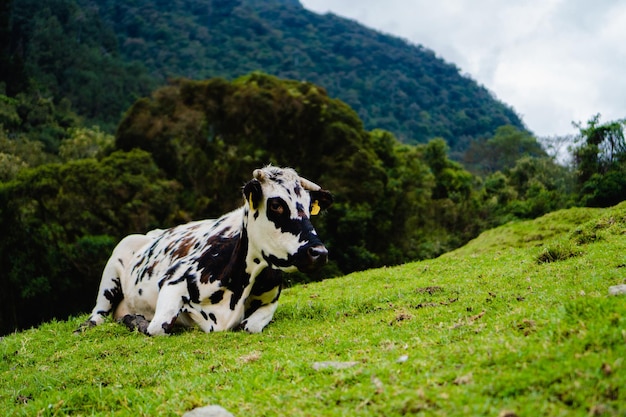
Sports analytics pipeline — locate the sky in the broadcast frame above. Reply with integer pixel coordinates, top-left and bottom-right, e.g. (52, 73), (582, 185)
(300, 0), (626, 139)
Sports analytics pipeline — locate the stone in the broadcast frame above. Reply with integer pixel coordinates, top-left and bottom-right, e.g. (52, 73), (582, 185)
(182, 405), (235, 417)
(312, 361), (359, 370)
(608, 284), (626, 296)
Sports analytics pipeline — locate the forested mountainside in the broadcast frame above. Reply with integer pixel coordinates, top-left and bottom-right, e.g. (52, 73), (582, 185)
(3, 0), (524, 153)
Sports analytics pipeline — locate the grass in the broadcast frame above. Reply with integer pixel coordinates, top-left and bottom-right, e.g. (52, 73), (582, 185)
(2, 202), (626, 416)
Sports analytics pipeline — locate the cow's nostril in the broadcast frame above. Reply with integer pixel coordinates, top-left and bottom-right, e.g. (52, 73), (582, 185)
(307, 245), (328, 263)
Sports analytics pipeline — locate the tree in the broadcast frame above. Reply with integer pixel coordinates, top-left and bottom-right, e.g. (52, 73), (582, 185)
(0, 149), (180, 334)
(0, 0), (27, 95)
(504, 156), (574, 218)
(421, 138), (482, 250)
(463, 125), (546, 175)
(572, 114), (626, 207)
(58, 126), (114, 161)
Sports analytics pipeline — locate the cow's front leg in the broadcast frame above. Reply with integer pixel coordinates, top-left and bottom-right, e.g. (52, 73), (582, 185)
(241, 300), (280, 333)
(238, 269), (282, 333)
(240, 283), (281, 333)
(145, 282), (186, 336)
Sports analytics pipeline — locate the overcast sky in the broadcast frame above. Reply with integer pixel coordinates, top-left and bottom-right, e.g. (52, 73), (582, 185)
(300, 0), (626, 139)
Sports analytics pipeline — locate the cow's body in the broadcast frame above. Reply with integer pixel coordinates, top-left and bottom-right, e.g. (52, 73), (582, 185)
(80, 166), (332, 335)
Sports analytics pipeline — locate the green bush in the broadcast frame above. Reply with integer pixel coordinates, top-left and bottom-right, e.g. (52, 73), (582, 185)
(0, 150), (180, 334)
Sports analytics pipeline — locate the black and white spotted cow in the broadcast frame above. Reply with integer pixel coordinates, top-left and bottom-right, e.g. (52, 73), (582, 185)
(78, 166), (332, 336)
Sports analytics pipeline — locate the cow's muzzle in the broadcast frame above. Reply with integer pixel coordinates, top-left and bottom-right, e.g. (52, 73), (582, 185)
(298, 244), (328, 272)
(307, 244), (328, 265)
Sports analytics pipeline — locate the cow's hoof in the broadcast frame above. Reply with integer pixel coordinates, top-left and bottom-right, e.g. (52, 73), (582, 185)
(73, 320), (96, 335)
(232, 320), (247, 332)
(120, 314), (151, 335)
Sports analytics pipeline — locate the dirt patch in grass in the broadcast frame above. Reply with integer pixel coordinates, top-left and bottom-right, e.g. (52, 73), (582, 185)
(415, 286), (444, 295)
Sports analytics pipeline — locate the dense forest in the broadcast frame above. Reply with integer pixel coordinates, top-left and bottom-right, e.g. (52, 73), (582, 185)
(2, 0), (524, 155)
(1, 0), (625, 335)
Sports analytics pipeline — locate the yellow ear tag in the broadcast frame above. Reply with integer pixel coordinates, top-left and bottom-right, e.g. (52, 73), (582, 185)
(311, 200), (321, 215)
(248, 193), (255, 211)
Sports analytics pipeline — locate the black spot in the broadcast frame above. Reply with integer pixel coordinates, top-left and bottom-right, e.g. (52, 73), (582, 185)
(209, 312), (217, 324)
(244, 299), (264, 319)
(229, 292), (239, 310)
(212, 217), (225, 229)
(254, 258), (260, 264)
(200, 310), (208, 320)
(185, 273), (201, 304)
(103, 277), (123, 306)
(197, 229), (252, 311)
(138, 288), (143, 296)
(296, 202), (306, 217)
(209, 289), (225, 303)
(196, 234), (239, 284)
(136, 259), (159, 285)
(262, 251), (293, 269)
(163, 269), (200, 304)
(166, 275), (186, 286)
(162, 316), (178, 334)
(228, 270), (251, 310)
(250, 268), (282, 296)
(141, 239), (161, 272)
(158, 262), (182, 288)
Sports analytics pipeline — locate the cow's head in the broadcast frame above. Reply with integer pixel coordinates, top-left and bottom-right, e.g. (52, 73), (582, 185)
(243, 166), (333, 273)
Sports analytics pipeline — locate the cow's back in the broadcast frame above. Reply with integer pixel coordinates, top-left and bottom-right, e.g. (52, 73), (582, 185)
(114, 215), (241, 321)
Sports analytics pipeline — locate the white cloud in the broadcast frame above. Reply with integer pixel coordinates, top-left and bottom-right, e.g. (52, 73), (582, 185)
(300, 0), (626, 137)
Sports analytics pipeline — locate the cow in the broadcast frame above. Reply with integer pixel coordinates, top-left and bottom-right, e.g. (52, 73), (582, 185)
(77, 166), (332, 336)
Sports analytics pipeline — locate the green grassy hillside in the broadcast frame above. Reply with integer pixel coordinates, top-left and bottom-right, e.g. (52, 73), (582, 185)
(2, 202), (625, 416)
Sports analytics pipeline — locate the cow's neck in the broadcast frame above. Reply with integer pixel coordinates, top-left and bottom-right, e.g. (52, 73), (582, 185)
(218, 208), (269, 311)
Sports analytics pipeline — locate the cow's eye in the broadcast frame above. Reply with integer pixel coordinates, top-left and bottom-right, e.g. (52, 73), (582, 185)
(269, 200), (284, 215)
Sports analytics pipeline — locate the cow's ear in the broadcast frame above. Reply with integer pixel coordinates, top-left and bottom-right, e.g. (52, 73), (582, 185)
(243, 179), (263, 211)
(309, 189), (333, 215)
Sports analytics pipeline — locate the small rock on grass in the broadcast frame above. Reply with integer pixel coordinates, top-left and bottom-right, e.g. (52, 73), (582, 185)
(608, 284), (626, 296)
(182, 405), (234, 417)
(312, 361), (359, 370)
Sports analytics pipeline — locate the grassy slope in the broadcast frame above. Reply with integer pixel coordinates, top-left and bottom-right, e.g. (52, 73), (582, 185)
(2, 203), (625, 416)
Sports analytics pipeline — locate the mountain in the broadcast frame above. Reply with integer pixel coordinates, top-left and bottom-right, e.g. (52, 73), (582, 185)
(3, 0), (526, 155)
